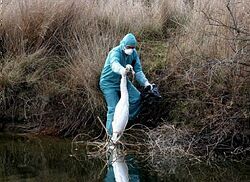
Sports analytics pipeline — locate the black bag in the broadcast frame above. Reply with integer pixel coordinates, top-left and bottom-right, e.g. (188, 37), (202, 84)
(141, 84), (162, 103)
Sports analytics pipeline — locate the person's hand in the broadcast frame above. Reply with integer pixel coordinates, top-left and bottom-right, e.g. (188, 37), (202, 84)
(125, 64), (135, 75)
(144, 81), (153, 90)
(120, 64), (135, 76)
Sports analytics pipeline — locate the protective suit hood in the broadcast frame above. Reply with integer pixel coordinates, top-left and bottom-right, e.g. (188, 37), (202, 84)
(120, 33), (137, 50)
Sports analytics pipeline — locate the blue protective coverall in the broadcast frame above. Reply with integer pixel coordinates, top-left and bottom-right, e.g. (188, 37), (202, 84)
(99, 33), (149, 135)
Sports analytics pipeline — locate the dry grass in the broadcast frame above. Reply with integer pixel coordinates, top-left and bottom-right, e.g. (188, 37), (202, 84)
(0, 0), (249, 166)
(145, 0), (250, 164)
(0, 0), (179, 135)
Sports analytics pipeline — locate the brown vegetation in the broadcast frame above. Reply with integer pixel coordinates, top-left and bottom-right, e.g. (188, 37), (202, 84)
(145, 0), (250, 164)
(0, 0), (249, 162)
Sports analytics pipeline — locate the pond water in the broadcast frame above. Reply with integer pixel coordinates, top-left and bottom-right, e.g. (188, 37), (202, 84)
(0, 133), (250, 182)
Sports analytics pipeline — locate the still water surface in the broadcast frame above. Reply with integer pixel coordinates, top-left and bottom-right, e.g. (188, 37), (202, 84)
(0, 133), (250, 182)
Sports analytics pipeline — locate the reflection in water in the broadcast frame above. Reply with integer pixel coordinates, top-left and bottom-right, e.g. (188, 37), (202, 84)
(1, 133), (250, 182)
(0, 133), (106, 181)
(111, 148), (129, 182)
(105, 146), (139, 182)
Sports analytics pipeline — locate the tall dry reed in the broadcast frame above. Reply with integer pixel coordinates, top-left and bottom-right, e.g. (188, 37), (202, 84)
(147, 0), (250, 164)
(1, 0), (249, 163)
(0, 0), (178, 135)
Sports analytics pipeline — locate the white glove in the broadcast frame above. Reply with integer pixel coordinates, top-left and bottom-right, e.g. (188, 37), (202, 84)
(120, 65), (134, 76)
(144, 81), (153, 90)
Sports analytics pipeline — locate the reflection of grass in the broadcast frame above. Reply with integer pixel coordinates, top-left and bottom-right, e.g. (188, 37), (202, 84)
(0, 134), (105, 181)
(145, 160), (250, 181)
(1, 134), (250, 181)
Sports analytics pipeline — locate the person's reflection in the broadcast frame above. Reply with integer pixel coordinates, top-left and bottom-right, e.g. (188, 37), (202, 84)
(104, 147), (140, 182)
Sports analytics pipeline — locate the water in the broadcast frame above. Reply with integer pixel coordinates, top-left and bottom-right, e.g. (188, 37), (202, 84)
(1, 133), (250, 182)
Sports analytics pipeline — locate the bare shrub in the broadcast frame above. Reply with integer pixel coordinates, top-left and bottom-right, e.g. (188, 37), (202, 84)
(1, 0), (248, 164)
(1, 0), (179, 135)
(152, 0), (250, 160)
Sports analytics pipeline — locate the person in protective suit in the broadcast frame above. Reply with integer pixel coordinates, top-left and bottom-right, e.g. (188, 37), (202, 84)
(99, 33), (153, 136)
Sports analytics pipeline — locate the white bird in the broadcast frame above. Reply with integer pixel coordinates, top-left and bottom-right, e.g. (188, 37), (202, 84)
(112, 147), (129, 182)
(111, 64), (134, 144)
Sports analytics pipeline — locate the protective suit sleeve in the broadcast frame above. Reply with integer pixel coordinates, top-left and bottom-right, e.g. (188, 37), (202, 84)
(135, 71), (148, 86)
(109, 52), (124, 75)
(110, 60), (125, 75)
(133, 50), (149, 86)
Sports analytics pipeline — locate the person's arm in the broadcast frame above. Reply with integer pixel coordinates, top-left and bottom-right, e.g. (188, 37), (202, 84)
(109, 51), (125, 75)
(133, 50), (150, 87)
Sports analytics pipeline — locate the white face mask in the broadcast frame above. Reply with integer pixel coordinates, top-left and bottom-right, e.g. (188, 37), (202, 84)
(124, 48), (133, 55)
